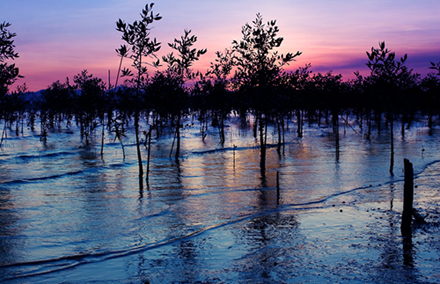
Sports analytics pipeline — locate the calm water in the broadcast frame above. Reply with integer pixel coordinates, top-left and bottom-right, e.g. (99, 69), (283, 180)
(1, 115), (440, 283)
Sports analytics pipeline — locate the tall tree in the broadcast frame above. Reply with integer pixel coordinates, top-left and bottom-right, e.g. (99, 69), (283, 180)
(116, 3), (162, 189)
(162, 29), (207, 161)
(116, 3), (162, 89)
(231, 13), (301, 174)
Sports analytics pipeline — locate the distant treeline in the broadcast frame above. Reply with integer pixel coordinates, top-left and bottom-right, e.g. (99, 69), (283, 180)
(1, 59), (440, 128)
(1, 53), (439, 136)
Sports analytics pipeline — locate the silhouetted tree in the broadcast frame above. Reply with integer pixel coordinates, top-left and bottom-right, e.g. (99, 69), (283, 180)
(365, 41), (414, 175)
(420, 63), (440, 129)
(0, 83), (28, 146)
(40, 78), (76, 138)
(278, 64), (312, 137)
(73, 70), (107, 145)
(116, 3), (162, 189)
(310, 71), (346, 159)
(162, 29), (207, 161)
(231, 13), (301, 174)
(0, 22), (22, 96)
(193, 49), (234, 144)
(116, 3), (161, 90)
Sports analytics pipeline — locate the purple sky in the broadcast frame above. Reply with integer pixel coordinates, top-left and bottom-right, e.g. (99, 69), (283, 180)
(1, 0), (439, 91)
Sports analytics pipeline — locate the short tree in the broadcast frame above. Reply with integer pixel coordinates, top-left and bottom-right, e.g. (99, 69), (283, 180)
(365, 41), (416, 174)
(72, 70), (107, 145)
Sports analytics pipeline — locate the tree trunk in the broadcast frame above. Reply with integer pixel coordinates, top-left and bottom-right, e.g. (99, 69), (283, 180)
(259, 113), (266, 175)
(253, 114), (258, 139)
(401, 115), (405, 138)
(134, 113), (144, 189)
(389, 118), (394, 175)
(175, 114), (181, 162)
(333, 111), (340, 161)
(100, 119), (105, 158)
(277, 116), (282, 156)
(146, 127), (152, 187)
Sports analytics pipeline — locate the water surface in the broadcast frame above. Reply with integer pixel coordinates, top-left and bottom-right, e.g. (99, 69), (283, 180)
(1, 116), (440, 283)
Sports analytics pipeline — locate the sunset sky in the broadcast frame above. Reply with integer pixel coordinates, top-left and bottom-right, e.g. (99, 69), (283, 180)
(1, 0), (439, 92)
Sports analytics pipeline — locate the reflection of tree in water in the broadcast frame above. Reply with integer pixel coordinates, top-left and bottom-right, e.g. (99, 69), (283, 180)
(0, 155), (24, 272)
(233, 212), (302, 282)
(175, 239), (200, 279)
(137, 160), (205, 283)
(363, 185), (421, 283)
(0, 192), (21, 270)
(142, 237), (208, 283)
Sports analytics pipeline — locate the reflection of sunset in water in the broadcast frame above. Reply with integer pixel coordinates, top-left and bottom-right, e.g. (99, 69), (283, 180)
(2, 115), (440, 282)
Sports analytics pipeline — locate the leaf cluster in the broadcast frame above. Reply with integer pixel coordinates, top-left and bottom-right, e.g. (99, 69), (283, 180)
(206, 49), (235, 81)
(0, 22), (22, 95)
(429, 61), (440, 76)
(116, 3), (162, 86)
(366, 41), (411, 86)
(231, 13), (301, 89)
(0, 22), (19, 62)
(162, 29), (207, 80)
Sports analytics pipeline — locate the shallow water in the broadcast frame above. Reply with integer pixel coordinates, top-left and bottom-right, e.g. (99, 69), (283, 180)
(1, 115), (440, 283)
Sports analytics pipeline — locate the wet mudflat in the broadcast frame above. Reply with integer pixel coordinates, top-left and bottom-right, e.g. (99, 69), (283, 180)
(1, 116), (440, 283)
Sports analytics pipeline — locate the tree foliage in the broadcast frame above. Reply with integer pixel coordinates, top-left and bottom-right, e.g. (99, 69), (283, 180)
(116, 3), (162, 89)
(162, 29), (207, 80)
(429, 61), (440, 76)
(232, 13), (302, 90)
(0, 22), (21, 96)
(364, 41), (419, 114)
(365, 41), (414, 88)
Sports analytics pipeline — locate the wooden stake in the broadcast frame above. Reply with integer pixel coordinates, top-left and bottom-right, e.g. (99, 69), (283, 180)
(401, 158), (413, 236)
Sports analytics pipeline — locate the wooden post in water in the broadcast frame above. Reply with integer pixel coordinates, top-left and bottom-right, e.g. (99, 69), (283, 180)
(401, 158), (414, 236)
